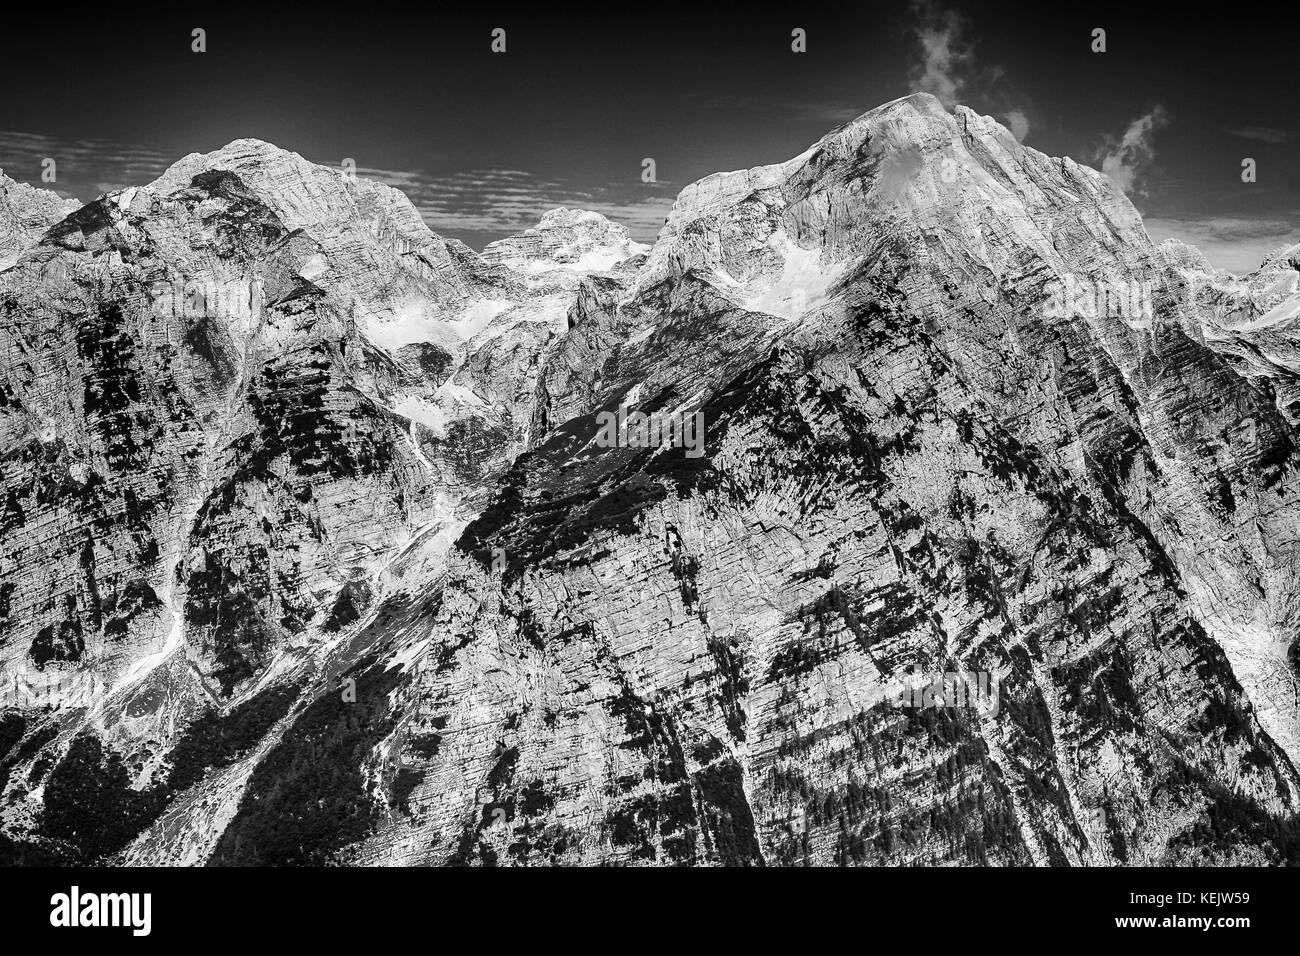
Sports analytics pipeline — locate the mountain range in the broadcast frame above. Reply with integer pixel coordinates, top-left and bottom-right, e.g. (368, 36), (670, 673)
(3, 91), (1300, 866)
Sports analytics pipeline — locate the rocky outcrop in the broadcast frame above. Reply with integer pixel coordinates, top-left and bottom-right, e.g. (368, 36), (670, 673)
(0, 173), (78, 269)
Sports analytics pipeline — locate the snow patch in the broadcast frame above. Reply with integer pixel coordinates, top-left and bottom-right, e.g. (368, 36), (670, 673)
(448, 298), (515, 340)
(298, 252), (330, 282)
(438, 380), (488, 408)
(365, 297), (513, 352)
(721, 232), (845, 320)
(1253, 293), (1300, 327)
(393, 395), (448, 437)
(511, 244), (644, 275)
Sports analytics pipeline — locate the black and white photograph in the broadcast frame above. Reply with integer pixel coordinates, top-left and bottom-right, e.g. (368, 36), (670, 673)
(0, 0), (1296, 938)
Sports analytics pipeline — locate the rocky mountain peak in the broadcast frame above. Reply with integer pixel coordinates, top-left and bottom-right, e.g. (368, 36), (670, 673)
(1262, 242), (1300, 272)
(143, 138), (499, 346)
(635, 90), (1155, 326)
(481, 206), (648, 275)
(151, 137), (441, 257)
(0, 172), (80, 268)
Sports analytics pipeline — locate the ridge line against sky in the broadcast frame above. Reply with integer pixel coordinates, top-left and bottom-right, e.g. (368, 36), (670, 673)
(1, 0), (1296, 273)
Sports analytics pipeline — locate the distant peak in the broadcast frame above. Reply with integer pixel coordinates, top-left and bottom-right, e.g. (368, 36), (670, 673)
(482, 207), (647, 275)
(536, 207), (615, 228)
(1261, 242), (1300, 272)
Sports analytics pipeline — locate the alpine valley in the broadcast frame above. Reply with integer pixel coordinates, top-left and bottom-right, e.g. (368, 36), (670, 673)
(3, 92), (1300, 867)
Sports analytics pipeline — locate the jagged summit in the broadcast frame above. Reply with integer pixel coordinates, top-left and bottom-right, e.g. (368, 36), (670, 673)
(151, 137), (430, 237)
(0, 171), (80, 268)
(1262, 242), (1300, 272)
(636, 89), (1154, 326)
(1156, 236), (1217, 274)
(482, 206), (647, 274)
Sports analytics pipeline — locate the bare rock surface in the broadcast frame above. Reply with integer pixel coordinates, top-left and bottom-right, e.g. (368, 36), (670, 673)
(0, 173), (79, 270)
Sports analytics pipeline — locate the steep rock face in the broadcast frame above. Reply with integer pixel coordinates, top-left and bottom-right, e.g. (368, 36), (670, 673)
(355, 301), (1294, 866)
(546, 92), (1300, 771)
(0, 163), (433, 705)
(0, 144), (644, 863)
(4, 94), (1300, 867)
(327, 95), (1300, 866)
(152, 140), (489, 332)
(0, 173), (79, 269)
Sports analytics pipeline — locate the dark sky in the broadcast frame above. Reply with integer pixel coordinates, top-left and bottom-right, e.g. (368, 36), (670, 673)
(2, 0), (1297, 271)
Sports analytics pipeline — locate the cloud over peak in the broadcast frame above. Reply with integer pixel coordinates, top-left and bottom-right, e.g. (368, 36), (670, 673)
(1098, 106), (1169, 195)
(906, 1), (1033, 143)
(908, 0), (973, 109)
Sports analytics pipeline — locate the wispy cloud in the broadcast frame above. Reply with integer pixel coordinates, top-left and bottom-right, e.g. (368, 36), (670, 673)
(1226, 126), (1292, 145)
(693, 94), (867, 126)
(1098, 107), (1169, 195)
(908, 0), (973, 109)
(358, 165), (677, 245)
(905, 1), (1033, 142)
(0, 131), (171, 201)
(1001, 109), (1030, 142)
(1144, 215), (1296, 275)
